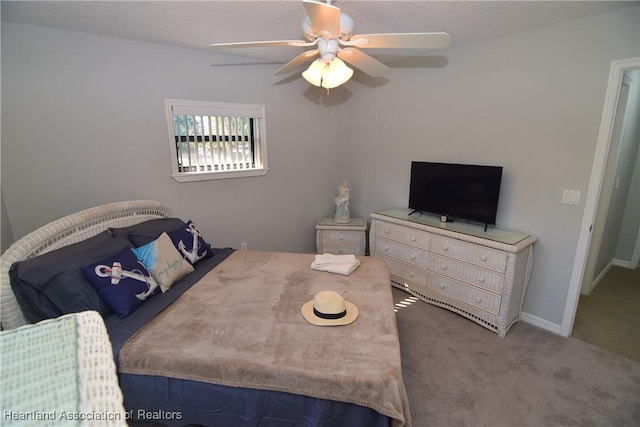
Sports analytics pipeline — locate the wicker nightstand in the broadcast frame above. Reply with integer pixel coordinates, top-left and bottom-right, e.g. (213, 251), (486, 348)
(315, 217), (368, 256)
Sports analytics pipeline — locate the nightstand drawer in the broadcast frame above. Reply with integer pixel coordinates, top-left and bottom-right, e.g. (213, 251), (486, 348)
(321, 241), (364, 256)
(430, 235), (507, 272)
(321, 230), (364, 244)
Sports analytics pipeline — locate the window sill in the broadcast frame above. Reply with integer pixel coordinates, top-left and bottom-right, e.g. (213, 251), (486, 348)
(171, 168), (269, 182)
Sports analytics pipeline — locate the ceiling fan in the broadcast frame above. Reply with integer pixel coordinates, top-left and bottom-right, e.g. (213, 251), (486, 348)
(209, 0), (450, 90)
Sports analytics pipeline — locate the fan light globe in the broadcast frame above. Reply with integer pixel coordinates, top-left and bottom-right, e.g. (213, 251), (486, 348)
(302, 59), (325, 87)
(321, 58), (353, 89)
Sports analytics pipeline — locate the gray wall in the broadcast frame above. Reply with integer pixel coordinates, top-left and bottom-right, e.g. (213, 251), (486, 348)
(1, 22), (351, 254)
(2, 5), (639, 330)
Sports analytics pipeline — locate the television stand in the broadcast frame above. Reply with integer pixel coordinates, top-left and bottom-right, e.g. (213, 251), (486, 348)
(370, 208), (536, 336)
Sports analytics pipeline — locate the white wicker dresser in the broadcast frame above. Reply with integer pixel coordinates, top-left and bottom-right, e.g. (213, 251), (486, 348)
(370, 208), (536, 336)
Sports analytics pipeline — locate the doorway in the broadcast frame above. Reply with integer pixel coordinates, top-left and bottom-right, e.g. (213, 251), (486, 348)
(562, 57), (640, 338)
(581, 69), (640, 294)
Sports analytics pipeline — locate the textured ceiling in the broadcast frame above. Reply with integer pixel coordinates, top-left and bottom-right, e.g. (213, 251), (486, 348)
(2, 1), (637, 63)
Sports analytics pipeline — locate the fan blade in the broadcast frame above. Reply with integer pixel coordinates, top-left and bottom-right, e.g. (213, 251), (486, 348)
(303, 0), (341, 37)
(209, 40), (309, 49)
(338, 48), (390, 78)
(347, 32), (451, 50)
(273, 50), (319, 75)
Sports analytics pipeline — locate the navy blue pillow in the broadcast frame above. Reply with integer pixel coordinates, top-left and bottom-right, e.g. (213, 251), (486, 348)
(167, 221), (212, 265)
(109, 218), (186, 247)
(82, 247), (160, 317)
(8, 232), (131, 323)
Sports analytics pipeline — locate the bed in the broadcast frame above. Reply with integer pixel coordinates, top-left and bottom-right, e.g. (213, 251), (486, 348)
(0, 200), (411, 427)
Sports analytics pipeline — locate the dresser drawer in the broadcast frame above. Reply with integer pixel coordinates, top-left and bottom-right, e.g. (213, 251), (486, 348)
(428, 254), (504, 294)
(379, 256), (429, 286)
(428, 273), (502, 315)
(430, 235), (507, 272)
(376, 221), (430, 249)
(374, 237), (428, 267)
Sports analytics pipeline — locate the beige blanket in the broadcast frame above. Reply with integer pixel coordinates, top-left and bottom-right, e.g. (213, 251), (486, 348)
(118, 251), (411, 427)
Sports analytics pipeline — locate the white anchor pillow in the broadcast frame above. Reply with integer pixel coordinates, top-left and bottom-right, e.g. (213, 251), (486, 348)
(167, 220), (212, 265)
(82, 247), (161, 317)
(132, 232), (194, 293)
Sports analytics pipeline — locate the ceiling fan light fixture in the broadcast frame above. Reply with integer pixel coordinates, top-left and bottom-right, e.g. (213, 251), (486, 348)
(210, 1), (450, 92)
(320, 57), (353, 89)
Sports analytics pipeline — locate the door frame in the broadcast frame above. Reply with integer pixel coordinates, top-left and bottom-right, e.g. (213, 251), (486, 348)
(561, 57), (640, 337)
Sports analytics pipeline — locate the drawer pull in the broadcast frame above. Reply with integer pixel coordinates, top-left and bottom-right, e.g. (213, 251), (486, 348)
(439, 283), (446, 289)
(440, 265), (447, 271)
(383, 246), (389, 252)
(410, 254), (417, 260)
(475, 297), (483, 304)
(411, 236), (417, 242)
(338, 235), (344, 241)
(480, 255), (488, 262)
(384, 228), (390, 234)
(409, 272), (415, 278)
(479, 277), (486, 283)
(338, 249), (344, 254)
(443, 245), (449, 251)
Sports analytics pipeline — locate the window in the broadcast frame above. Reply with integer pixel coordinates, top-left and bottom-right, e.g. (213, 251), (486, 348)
(165, 99), (268, 182)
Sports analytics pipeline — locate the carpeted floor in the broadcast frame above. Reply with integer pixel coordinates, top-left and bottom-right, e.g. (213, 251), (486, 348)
(392, 287), (640, 427)
(571, 266), (640, 362)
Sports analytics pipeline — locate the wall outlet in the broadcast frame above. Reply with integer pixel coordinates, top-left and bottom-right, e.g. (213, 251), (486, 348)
(240, 242), (248, 251)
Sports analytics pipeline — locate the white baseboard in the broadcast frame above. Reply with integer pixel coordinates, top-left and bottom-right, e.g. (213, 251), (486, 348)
(613, 258), (633, 269)
(520, 311), (564, 336)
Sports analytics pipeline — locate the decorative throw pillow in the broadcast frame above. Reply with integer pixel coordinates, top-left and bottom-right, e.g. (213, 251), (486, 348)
(132, 232), (194, 293)
(82, 247), (160, 318)
(167, 220), (212, 265)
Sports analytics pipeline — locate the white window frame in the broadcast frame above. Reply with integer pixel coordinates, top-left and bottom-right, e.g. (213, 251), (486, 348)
(165, 99), (269, 182)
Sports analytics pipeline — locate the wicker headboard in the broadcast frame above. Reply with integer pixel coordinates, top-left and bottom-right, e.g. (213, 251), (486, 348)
(0, 200), (173, 330)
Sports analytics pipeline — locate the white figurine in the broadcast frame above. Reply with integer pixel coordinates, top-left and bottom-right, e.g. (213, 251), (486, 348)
(334, 181), (351, 224)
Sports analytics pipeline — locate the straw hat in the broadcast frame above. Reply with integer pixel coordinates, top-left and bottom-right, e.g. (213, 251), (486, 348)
(301, 290), (358, 326)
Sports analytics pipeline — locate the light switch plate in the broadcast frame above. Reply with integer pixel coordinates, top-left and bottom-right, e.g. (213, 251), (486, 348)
(562, 189), (581, 206)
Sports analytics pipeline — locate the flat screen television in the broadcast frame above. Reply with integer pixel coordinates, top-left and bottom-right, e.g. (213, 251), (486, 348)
(408, 161), (503, 228)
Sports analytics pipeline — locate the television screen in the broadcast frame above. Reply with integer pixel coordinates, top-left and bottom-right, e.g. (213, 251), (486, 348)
(408, 161), (503, 226)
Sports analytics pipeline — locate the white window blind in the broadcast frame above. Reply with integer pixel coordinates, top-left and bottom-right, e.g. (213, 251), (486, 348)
(165, 99), (268, 182)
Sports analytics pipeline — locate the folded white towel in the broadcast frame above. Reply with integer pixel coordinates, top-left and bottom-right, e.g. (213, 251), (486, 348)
(313, 253), (358, 266)
(311, 254), (360, 276)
